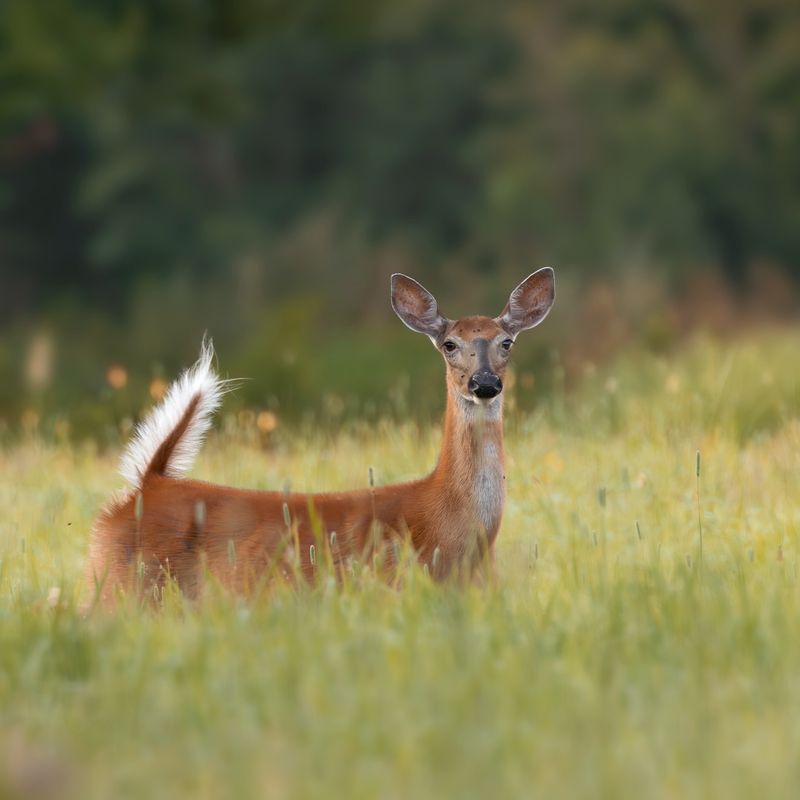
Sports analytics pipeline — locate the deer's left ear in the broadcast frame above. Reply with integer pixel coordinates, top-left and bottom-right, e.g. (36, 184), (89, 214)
(496, 267), (555, 336)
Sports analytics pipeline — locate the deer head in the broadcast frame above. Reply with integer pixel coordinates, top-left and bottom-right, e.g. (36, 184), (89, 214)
(390, 268), (555, 406)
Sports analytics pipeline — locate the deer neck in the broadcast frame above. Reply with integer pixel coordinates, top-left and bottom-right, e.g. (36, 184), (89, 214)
(432, 386), (506, 538)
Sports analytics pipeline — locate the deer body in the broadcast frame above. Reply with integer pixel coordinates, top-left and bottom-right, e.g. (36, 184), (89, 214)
(87, 272), (554, 603)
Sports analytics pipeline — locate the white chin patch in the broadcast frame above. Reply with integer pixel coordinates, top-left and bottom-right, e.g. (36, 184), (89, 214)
(463, 394), (499, 405)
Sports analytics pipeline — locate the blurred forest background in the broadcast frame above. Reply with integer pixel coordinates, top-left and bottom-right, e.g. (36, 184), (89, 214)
(1, 0), (799, 439)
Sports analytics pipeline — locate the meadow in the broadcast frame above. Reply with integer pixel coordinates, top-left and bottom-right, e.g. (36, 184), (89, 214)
(2, 330), (800, 799)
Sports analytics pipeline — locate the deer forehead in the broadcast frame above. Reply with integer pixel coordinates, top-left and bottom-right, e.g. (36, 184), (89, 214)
(446, 316), (506, 341)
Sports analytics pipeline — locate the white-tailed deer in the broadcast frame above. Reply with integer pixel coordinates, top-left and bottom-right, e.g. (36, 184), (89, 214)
(87, 269), (555, 602)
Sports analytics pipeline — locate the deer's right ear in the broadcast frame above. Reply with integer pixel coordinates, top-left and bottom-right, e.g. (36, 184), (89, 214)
(390, 274), (448, 342)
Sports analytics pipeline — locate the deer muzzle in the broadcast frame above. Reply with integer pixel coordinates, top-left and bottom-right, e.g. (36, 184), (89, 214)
(468, 370), (502, 399)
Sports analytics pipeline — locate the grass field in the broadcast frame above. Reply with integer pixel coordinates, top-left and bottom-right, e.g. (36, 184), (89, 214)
(2, 331), (800, 799)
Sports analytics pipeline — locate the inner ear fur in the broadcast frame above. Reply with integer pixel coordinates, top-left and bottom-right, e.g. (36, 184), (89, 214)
(390, 273), (449, 341)
(496, 267), (555, 336)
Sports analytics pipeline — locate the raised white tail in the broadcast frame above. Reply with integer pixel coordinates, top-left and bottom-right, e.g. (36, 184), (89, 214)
(118, 339), (226, 489)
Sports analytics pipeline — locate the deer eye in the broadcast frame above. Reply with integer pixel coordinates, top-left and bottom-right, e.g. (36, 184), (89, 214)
(442, 341), (457, 354)
(501, 339), (514, 352)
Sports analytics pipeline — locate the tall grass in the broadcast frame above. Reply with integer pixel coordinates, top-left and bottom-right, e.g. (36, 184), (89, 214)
(1, 330), (800, 799)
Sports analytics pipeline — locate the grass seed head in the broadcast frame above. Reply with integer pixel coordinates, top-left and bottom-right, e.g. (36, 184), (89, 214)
(194, 501), (206, 529)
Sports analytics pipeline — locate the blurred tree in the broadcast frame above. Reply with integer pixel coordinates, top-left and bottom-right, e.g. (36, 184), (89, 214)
(2, 0), (799, 314)
(1, 0), (509, 316)
(484, 0), (800, 282)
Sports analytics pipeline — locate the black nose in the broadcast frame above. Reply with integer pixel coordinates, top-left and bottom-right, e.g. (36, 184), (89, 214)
(468, 371), (503, 399)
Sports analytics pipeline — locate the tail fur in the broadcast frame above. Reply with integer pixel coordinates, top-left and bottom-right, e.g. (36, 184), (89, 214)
(119, 339), (227, 489)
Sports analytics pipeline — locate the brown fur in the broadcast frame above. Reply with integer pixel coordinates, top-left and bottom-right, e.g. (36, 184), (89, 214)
(88, 372), (503, 603)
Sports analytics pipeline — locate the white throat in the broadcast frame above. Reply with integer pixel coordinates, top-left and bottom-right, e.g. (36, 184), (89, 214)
(454, 391), (505, 536)
(473, 436), (505, 535)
